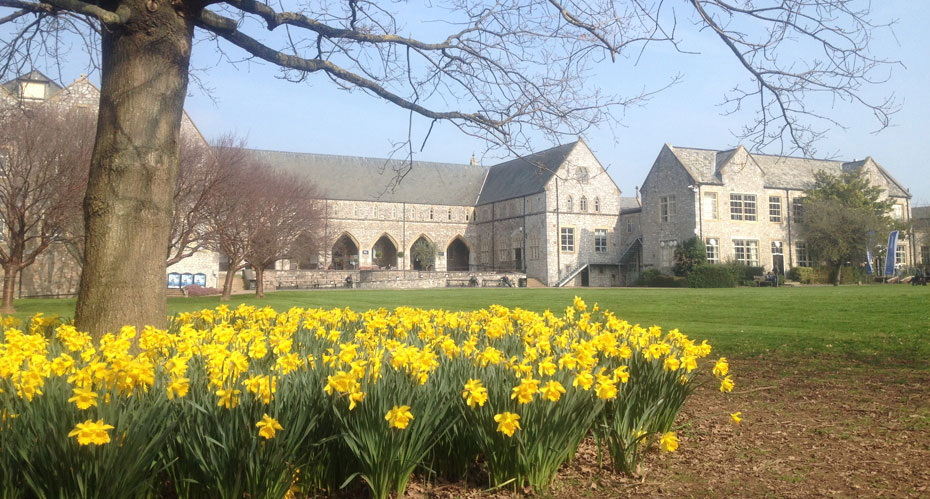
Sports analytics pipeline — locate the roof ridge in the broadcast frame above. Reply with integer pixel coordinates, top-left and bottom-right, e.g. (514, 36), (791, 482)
(248, 147), (478, 169)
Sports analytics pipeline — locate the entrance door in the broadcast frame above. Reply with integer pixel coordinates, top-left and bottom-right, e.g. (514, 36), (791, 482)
(581, 267), (590, 287)
(513, 248), (523, 271)
(771, 241), (785, 275)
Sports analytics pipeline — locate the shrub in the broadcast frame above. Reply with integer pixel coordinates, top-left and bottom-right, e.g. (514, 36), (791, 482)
(686, 265), (737, 288)
(636, 268), (686, 288)
(672, 238), (707, 277)
(787, 265), (869, 284)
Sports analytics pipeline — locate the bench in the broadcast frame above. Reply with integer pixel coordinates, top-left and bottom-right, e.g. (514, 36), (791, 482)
(753, 275), (776, 287)
(447, 278), (472, 287)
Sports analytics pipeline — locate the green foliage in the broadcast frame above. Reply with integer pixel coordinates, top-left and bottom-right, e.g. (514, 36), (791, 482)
(636, 269), (685, 287)
(672, 238), (707, 277)
(787, 265), (869, 285)
(410, 240), (437, 270)
(686, 265), (737, 288)
(800, 167), (899, 275)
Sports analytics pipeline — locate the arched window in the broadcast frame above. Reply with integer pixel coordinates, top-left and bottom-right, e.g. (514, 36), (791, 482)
(594, 198), (600, 212)
(566, 196), (573, 212)
(354, 205), (359, 217)
(373, 205), (379, 218)
(577, 167), (589, 184)
(580, 197), (588, 212)
(448, 208), (452, 220)
(429, 207), (434, 220)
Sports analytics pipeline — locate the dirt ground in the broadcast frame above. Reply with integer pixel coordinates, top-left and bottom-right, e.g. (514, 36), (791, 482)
(406, 357), (930, 498)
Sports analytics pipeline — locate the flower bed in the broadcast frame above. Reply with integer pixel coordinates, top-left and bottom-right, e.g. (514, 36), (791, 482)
(0, 299), (734, 498)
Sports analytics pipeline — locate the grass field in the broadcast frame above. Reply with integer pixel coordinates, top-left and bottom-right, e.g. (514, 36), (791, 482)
(7, 285), (929, 366)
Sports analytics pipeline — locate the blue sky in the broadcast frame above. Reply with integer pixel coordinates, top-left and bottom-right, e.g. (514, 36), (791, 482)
(7, 1), (929, 204)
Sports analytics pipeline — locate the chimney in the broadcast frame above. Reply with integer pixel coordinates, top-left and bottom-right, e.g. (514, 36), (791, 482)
(635, 186), (641, 206)
(470, 154), (478, 167)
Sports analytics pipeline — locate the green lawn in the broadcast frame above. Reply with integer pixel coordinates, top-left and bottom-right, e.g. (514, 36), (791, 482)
(7, 286), (929, 366)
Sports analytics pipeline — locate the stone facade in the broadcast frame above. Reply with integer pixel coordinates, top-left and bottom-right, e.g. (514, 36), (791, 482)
(635, 144), (914, 276)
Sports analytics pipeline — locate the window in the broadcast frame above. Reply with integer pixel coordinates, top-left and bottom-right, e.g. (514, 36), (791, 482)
(772, 241), (784, 256)
(560, 227), (575, 252)
(480, 239), (490, 265)
(580, 197), (588, 212)
(594, 229), (608, 253)
(354, 205), (359, 217)
(705, 238), (719, 264)
(660, 195), (677, 223)
(921, 245), (929, 265)
(20, 81), (47, 100)
(729, 194), (757, 221)
(796, 242), (811, 267)
(703, 192), (718, 220)
(792, 198), (804, 223)
(498, 239), (509, 262)
(769, 196), (782, 222)
(896, 245), (906, 265)
(373, 205), (379, 218)
(529, 232), (540, 260)
(465, 208), (470, 221)
(566, 196), (573, 212)
(660, 240), (677, 269)
(733, 239), (759, 266)
(333, 204), (339, 217)
(626, 218), (633, 233)
(577, 167), (589, 184)
(429, 207), (434, 220)
(892, 204), (904, 220)
(393, 206), (397, 218)
(448, 208), (452, 221)
(594, 197), (600, 212)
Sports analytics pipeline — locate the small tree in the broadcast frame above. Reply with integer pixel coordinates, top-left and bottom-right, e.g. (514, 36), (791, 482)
(241, 172), (320, 298)
(0, 107), (92, 312)
(410, 240), (437, 271)
(799, 168), (897, 285)
(672, 238), (707, 277)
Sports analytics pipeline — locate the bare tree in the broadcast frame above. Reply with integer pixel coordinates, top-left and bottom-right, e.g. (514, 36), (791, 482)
(201, 136), (252, 301)
(167, 132), (224, 266)
(0, 0), (898, 333)
(0, 106), (92, 312)
(241, 171), (320, 298)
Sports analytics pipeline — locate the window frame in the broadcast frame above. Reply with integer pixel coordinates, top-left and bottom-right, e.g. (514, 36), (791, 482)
(703, 192), (718, 220)
(769, 196), (782, 222)
(560, 226), (576, 253)
(705, 238), (720, 264)
(594, 228), (608, 253)
(729, 193), (757, 221)
(660, 195), (677, 223)
(732, 239), (760, 266)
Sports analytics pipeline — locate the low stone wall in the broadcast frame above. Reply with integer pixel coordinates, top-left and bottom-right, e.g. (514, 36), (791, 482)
(262, 269), (526, 290)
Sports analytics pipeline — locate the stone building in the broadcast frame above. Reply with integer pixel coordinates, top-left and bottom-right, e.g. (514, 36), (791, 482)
(633, 144), (914, 276)
(1, 71), (216, 297)
(255, 138), (630, 287)
(914, 206), (930, 267)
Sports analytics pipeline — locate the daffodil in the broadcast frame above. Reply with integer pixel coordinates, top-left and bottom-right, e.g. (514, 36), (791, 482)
(256, 414), (283, 439)
(659, 431), (678, 453)
(67, 386), (98, 410)
(494, 412), (521, 437)
(68, 419), (114, 446)
(540, 380), (566, 402)
(462, 378), (488, 408)
(730, 411), (742, 425)
(719, 375), (735, 393)
(385, 405), (413, 429)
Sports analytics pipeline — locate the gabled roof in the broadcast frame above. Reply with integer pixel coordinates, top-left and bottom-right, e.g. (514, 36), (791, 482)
(476, 141), (577, 205)
(619, 196), (641, 212)
(248, 149), (489, 206)
(1, 70), (63, 99)
(668, 145), (910, 198)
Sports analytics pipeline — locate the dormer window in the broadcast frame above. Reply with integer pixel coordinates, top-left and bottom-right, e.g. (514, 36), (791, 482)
(20, 81), (47, 101)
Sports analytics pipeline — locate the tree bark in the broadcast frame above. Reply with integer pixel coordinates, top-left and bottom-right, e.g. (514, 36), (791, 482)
(220, 262), (240, 302)
(254, 267), (265, 298)
(74, 0), (197, 336)
(1, 264), (17, 314)
(834, 263), (843, 286)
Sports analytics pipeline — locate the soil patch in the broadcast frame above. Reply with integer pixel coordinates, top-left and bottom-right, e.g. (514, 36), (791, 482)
(404, 357), (930, 497)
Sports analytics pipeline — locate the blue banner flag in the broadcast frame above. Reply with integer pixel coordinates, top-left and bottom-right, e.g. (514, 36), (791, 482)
(866, 247), (873, 275)
(884, 230), (899, 276)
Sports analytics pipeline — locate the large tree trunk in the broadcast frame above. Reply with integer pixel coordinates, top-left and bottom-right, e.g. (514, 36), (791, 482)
(0, 264), (17, 314)
(254, 267), (265, 299)
(74, 2), (197, 336)
(220, 262), (240, 302)
(834, 262), (843, 286)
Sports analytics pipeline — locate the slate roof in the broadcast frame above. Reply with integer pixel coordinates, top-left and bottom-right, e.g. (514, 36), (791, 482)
(913, 206), (930, 220)
(247, 149), (489, 206)
(476, 142), (577, 205)
(668, 145), (909, 197)
(619, 196), (641, 213)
